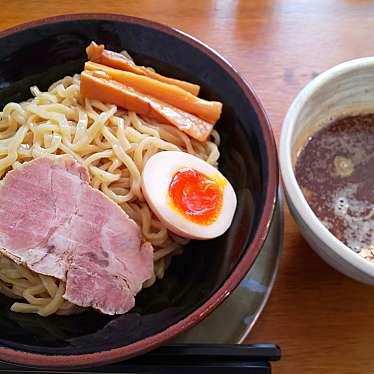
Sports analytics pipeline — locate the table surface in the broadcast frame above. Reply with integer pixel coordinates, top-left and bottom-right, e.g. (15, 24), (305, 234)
(1, 0), (374, 373)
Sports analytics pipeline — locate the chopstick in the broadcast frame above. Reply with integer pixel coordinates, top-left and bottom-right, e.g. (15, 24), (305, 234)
(0, 344), (281, 373)
(141, 343), (281, 360)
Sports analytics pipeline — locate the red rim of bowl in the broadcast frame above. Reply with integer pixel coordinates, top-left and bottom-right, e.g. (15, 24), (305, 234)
(0, 13), (279, 369)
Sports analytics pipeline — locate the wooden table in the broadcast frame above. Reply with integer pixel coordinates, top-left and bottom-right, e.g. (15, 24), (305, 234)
(2, 1), (374, 372)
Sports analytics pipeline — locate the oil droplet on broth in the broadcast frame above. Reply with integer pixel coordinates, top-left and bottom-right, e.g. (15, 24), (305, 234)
(334, 195), (348, 216)
(295, 113), (374, 256)
(334, 156), (354, 177)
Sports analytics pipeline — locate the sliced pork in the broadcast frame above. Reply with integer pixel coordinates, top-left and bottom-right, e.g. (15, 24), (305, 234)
(0, 156), (153, 315)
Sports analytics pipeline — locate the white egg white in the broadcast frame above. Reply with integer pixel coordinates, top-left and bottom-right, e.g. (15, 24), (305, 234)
(141, 151), (237, 240)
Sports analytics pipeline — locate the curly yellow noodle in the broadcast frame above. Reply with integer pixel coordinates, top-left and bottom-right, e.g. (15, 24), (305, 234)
(0, 74), (220, 316)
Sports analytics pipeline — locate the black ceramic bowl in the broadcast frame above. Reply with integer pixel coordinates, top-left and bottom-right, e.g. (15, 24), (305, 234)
(0, 14), (278, 369)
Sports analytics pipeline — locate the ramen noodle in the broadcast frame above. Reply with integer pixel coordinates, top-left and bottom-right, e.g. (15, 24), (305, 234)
(0, 74), (220, 316)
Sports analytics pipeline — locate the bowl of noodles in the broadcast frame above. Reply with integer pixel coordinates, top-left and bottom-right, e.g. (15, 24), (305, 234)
(0, 14), (278, 368)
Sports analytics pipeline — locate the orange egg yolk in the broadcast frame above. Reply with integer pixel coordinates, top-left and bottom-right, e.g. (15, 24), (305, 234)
(168, 168), (223, 225)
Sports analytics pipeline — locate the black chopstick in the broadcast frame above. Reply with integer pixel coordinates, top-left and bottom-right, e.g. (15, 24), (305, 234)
(145, 343), (281, 360)
(0, 344), (281, 373)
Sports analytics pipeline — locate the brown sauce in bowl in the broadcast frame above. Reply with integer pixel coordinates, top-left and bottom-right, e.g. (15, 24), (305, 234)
(295, 113), (374, 257)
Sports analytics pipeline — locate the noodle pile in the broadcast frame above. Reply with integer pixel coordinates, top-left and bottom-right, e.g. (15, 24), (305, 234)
(0, 74), (220, 316)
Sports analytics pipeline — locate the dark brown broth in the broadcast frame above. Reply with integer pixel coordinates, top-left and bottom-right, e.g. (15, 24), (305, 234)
(295, 113), (374, 252)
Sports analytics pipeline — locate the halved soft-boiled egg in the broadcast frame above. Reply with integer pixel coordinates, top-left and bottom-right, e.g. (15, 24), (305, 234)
(141, 151), (237, 239)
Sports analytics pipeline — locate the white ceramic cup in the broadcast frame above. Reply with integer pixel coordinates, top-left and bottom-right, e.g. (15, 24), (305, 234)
(280, 57), (374, 284)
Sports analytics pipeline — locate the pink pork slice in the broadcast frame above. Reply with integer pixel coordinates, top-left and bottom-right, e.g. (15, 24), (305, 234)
(0, 156), (153, 315)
